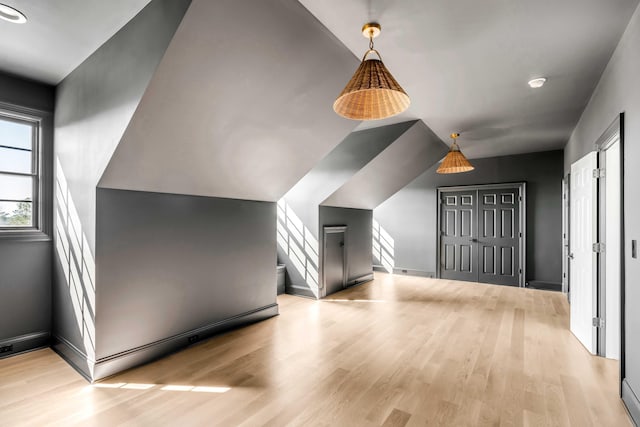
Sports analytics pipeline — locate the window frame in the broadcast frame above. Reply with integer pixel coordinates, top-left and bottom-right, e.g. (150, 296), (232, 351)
(0, 104), (50, 240)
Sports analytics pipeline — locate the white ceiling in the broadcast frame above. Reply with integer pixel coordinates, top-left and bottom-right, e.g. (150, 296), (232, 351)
(298, 0), (639, 158)
(0, 0), (637, 159)
(0, 0), (151, 84)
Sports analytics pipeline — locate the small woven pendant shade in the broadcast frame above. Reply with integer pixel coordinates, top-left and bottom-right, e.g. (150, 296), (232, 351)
(333, 23), (410, 120)
(333, 59), (410, 120)
(437, 134), (474, 174)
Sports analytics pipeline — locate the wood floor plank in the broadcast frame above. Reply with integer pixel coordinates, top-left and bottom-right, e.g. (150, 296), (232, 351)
(0, 273), (631, 426)
(382, 408), (411, 427)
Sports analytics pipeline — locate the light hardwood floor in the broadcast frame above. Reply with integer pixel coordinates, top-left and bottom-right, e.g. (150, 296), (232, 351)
(0, 273), (631, 426)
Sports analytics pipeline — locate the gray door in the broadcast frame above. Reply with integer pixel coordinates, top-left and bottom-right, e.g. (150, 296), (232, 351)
(477, 188), (521, 286)
(440, 190), (478, 282)
(440, 185), (523, 286)
(324, 230), (345, 296)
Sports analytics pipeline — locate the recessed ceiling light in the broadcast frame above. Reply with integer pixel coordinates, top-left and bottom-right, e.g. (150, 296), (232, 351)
(528, 78), (546, 88)
(0, 3), (27, 24)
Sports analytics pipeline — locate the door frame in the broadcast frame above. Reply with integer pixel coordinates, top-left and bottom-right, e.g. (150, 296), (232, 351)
(436, 182), (527, 287)
(596, 123), (622, 358)
(562, 174), (571, 297)
(590, 114), (625, 386)
(321, 226), (347, 298)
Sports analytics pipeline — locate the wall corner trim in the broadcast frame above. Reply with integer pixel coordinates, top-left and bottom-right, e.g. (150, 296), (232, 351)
(622, 379), (640, 425)
(51, 335), (94, 382)
(285, 284), (318, 299)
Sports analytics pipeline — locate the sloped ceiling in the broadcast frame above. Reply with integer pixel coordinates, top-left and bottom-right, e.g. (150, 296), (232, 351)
(283, 121), (414, 229)
(0, 0), (152, 84)
(54, 0), (191, 251)
(99, 0), (360, 202)
(285, 122), (414, 204)
(322, 120), (449, 209)
(298, 0), (639, 159)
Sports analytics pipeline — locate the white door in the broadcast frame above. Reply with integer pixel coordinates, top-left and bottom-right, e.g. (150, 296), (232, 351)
(570, 152), (597, 354)
(604, 138), (621, 359)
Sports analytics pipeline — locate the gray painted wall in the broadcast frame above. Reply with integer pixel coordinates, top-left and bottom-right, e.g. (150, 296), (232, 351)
(279, 121), (447, 297)
(95, 188), (277, 362)
(319, 207), (373, 287)
(374, 150), (563, 284)
(323, 121), (449, 209)
(284, 122), (414, 236)
(52, 0), (191, 367)
(563, 3), (640, 420)
(0, 241), (51, 344)
(0, 73), (55, 111)
(278, 123), (415, 297)
(54, 0), (191, 253)
(99, 0), (360, 202)
(0, 73), (54, 353)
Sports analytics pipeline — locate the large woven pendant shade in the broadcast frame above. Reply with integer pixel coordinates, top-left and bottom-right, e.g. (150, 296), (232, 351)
(437, 133), (474, 174)
(333, 23), (410, 120)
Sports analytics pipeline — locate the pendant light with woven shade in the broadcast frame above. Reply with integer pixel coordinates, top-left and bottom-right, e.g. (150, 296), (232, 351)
(437, 133), (474, 174)
(333, 23), (410, 120)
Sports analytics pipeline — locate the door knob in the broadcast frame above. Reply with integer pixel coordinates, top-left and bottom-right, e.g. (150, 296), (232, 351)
(568, 253), (574, 259)
(469, 238), (478, 243)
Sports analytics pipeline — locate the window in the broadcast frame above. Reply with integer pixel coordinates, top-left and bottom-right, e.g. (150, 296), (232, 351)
(0, 111), (40, 230)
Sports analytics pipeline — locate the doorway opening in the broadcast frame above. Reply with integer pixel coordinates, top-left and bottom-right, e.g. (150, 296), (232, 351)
(437, 183), (526, 287)
(562, 176), (570, 297)
(568, 114), (624, 364)
(322, 226), (347, 298)
(598, 129), (622, 360)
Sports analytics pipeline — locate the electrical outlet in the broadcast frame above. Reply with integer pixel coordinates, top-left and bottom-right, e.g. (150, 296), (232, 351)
(188, 335), (199, 344)
(0, 344), (13, 354)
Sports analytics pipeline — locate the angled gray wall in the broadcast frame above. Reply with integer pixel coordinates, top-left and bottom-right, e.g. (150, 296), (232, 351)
(99, 0), (360, 202)
(278, 123), (414, 297)
(93, 189), (277, 379)
(54, 0), (191, 252)
(52, 0), (192, 378)
(0, 73), (54, 356)
(279, 120), (447, 298)
(563, 3), (640, 422)
(284, 121), (414, 237)
(50, 0), (360, 380)
(374, 150), (563, 284)
(323, 121), (449, 209)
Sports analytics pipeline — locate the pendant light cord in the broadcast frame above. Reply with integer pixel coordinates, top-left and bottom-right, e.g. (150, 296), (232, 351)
(362, 33), (383, 61)
(362, 33), (382, 62)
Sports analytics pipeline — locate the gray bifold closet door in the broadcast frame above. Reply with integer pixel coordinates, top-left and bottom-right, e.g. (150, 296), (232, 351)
(440, 185), (523, 286)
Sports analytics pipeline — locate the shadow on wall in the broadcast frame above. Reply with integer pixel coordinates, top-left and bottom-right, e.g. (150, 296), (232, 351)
(372, 219), (395, 273)
(276, 199), (319, 298)
(54, 157), (96, 365)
